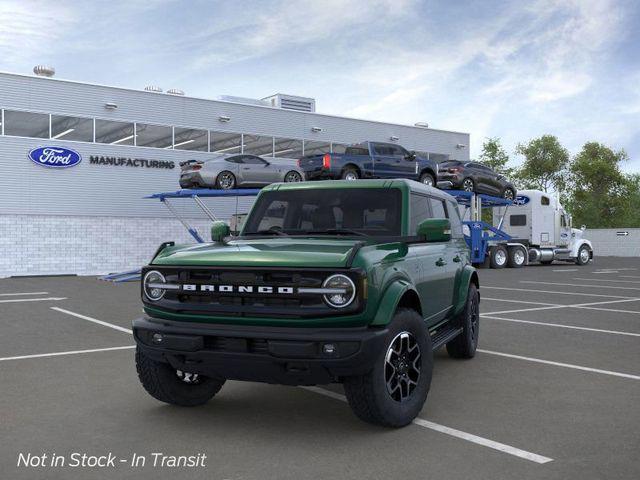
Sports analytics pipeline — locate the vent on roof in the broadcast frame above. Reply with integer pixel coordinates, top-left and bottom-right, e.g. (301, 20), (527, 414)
(33, 65), (55, 77)
(262, 94), (316, 112)
(167, 88), (185, 96)
(144, 85), (163, 93)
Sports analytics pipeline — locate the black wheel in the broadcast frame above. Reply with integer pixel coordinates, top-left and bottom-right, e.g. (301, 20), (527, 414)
(344, 308), (433, 428)
(446, 283), (479, 359)
(341, 167), (359, 181)
(284, 170), (303, 183)
(507, 246), (526, 268)
(216, 171), (236, 190)
(489, 245), (508, 269)
(575, 245), (591, 265)
(461, 178), (475, 192)
(135, 347), (225, 406)
(502, 187), (516, 201)
(419, 172), (435, 187)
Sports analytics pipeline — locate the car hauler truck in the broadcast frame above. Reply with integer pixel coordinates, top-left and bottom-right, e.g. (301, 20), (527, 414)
(490, 189), (593, 267)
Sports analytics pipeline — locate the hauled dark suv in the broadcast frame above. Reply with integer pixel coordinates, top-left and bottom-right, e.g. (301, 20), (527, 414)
(438, 161), (516, 199)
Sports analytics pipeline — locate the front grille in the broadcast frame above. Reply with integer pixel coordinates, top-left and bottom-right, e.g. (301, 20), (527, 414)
(143, 266), (363, 319)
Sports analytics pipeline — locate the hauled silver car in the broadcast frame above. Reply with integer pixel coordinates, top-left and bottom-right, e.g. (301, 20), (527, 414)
(179, 154), (305, 189)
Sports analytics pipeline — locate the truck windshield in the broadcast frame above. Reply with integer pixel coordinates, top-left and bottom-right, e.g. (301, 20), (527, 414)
(243, 188), (402, 237)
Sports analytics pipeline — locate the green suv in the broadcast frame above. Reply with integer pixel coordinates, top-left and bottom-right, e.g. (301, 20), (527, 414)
(133, 179), (479, 427)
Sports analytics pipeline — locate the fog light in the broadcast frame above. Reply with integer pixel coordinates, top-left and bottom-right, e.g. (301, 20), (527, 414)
(152, 333), (164, 344)
(323, 343), (336, 354)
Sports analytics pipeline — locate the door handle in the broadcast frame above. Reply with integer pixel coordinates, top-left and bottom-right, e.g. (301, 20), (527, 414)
(242, 167), (250, 170)
(436, 258), (447, 267)
(453, 255), (461, 263)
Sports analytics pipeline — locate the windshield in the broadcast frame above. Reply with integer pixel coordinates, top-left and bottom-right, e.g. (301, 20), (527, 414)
(242, 188), (402, 237)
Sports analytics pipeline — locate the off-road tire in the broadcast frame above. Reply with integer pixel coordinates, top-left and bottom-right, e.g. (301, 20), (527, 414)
(419, 172), (435, 187)
(575, 245), (591, 266)
(135, 347), (225, 406)
(507, 246), (526, 268)
(489, 245), (508, 269)
(343, 308), (433, 428)
(446, 284), (480, 359)
(341, 167), (359, 181)
(216, 171), (236, 190)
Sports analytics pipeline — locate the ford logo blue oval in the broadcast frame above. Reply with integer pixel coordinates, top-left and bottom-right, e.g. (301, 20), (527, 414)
(514, 195), (530, 206)
(28, 146), (82, 168)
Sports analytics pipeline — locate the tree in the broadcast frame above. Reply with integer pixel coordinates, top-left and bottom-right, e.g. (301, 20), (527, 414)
(478, 137), (514, 177)
(515, 135), (569, 192)
(567, 142), (637, 228)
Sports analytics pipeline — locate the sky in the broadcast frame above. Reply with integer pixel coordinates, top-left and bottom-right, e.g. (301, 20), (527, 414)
(1, 0), (639, 172)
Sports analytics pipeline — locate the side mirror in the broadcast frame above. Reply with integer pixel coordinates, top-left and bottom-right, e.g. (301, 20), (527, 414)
(417, 218), (451, 242)
(211, 221), (231, 243)
(405, 150), (416, 161)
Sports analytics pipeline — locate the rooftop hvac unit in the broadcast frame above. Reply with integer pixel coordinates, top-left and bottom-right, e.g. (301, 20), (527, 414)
(262, 94), (316, 112)
(144, 85), (163, 93)
(218, 95), (270, 107)
(167, 88), (185, 96)
(33, 65), (55, 77)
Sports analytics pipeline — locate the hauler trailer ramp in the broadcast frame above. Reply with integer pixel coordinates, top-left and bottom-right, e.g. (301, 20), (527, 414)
(493, 189), (593, 267)
(101, 188), (260, 282)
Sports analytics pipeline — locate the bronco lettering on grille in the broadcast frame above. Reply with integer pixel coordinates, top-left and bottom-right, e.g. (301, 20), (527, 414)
(181, 284), (295, 294)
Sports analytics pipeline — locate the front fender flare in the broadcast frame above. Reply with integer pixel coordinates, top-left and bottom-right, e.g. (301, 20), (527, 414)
(452, 265), (479, 316)
(371, 280), (417, 326)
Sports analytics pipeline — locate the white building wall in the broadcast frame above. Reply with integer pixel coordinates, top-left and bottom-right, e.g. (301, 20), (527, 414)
(583, 228), (640, 257)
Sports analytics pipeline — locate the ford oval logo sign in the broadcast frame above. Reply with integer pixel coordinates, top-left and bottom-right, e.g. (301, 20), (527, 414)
(28, 146), (82, 168)
(514, 195), (530, 206)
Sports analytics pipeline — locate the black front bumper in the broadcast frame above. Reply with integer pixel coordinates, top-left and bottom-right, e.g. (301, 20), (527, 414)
(133, 317), (388, 386)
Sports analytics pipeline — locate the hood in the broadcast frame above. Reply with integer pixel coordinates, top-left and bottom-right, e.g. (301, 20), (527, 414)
(152, 238), (362, 268)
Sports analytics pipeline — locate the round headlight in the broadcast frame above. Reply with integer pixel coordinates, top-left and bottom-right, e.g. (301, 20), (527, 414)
(323, 274), (356, 308)
(143, 270), (166, 301)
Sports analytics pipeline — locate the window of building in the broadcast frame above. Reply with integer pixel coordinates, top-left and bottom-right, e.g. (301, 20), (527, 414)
(430, 198), (448, 219)
(303, 140), (330, 156)
(510, 215), (527, 226)
(173, 127), (208, 151)
(135, 123), (172, 148)
(210, 131), (242, 154)
(243, 134), (274, 156)
(273, 137), (303, 158)
(4, 110), (49, 138)
(50, 115), (93, 142)
(331, 143), (348, 154)
(95, 119), (135, 145)
(410, 194), (432, 234)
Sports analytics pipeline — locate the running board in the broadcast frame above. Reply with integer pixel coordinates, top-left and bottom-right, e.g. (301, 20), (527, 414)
(431, 327), (464, 350)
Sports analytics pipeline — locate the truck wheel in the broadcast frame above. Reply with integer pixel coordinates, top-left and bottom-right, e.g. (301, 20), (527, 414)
(341, 167), (359, 181)
(343, 308), (433, 428)
(446, 283), (479, 359)
(507, 246), (526, 268)
(216, 171), (236, 190)
(489, 245), (507, 269)
(135, 347), (225, 407)
(575, 245), (591, 265)
(419, 172), (435, 187)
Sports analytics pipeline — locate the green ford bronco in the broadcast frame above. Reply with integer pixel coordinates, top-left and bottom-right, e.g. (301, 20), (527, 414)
(133, 179), (479, 427)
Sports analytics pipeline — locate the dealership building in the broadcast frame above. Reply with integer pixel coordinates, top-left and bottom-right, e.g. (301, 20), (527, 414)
(0, 69), (470, 278)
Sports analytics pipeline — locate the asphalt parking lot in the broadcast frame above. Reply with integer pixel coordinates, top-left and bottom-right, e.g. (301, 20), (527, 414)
(1, 258), (639, 480)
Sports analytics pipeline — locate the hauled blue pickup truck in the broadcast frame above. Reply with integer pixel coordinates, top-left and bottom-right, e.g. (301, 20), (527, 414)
(298, 141), (439, 186)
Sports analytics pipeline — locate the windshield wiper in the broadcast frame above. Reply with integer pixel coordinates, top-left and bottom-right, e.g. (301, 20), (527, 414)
(304, 228), (368, 237)
(245, 229), (289, 236)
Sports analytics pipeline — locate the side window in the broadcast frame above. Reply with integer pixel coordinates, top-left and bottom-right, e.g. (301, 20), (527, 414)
(373, 144), (392, 155)
(541, 196), (550, 206)
(410, 194), (432, 234)
(257, 201), (288, 230)
(242, 155), (267, 165)
(226, 156), (242, 164)
(430, 198), (448, 219)
(446, 201), (463, 238)
(510, 215), (527, 226)
(389, 145), (406, 157)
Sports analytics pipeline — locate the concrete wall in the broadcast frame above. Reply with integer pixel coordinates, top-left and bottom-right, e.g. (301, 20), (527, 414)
(583, 228), (640, 257)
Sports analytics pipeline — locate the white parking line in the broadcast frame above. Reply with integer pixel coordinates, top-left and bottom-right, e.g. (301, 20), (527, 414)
(483, 286), (636, 299)
(0, 292), (49, 296)
(621, 275), (640, 279)
(482, 315), (640, 337)
(553, 269), (578, 272)
(573, 278), (640, 284)
(481, 297), (640, 316)
(478, 349), (640, 381)
(0, 297), (67, 304)
(0, 346), (135, 362)
(483, 297), (560, 307)
(301, 386), (553, 464)
(51, 307), (133, 334)
(520, 281), (640, 291)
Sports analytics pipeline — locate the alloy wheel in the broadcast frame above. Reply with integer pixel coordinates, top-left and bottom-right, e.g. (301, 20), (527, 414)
(285, 171), (302, 182)
(462, 179), (474, 192)
(384, 332), (421, 402)
(176, 370), (201, 385)
(344, 172), (358, 181)
(469, 292), (479, 343)
(218, 172), (235, 189)
(514, 248), (525, 265)
(494, 248), (507, 266)
(580, 247), (590, 263)
(503, 189), (515, 200)
(422, 176), (434, 186)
